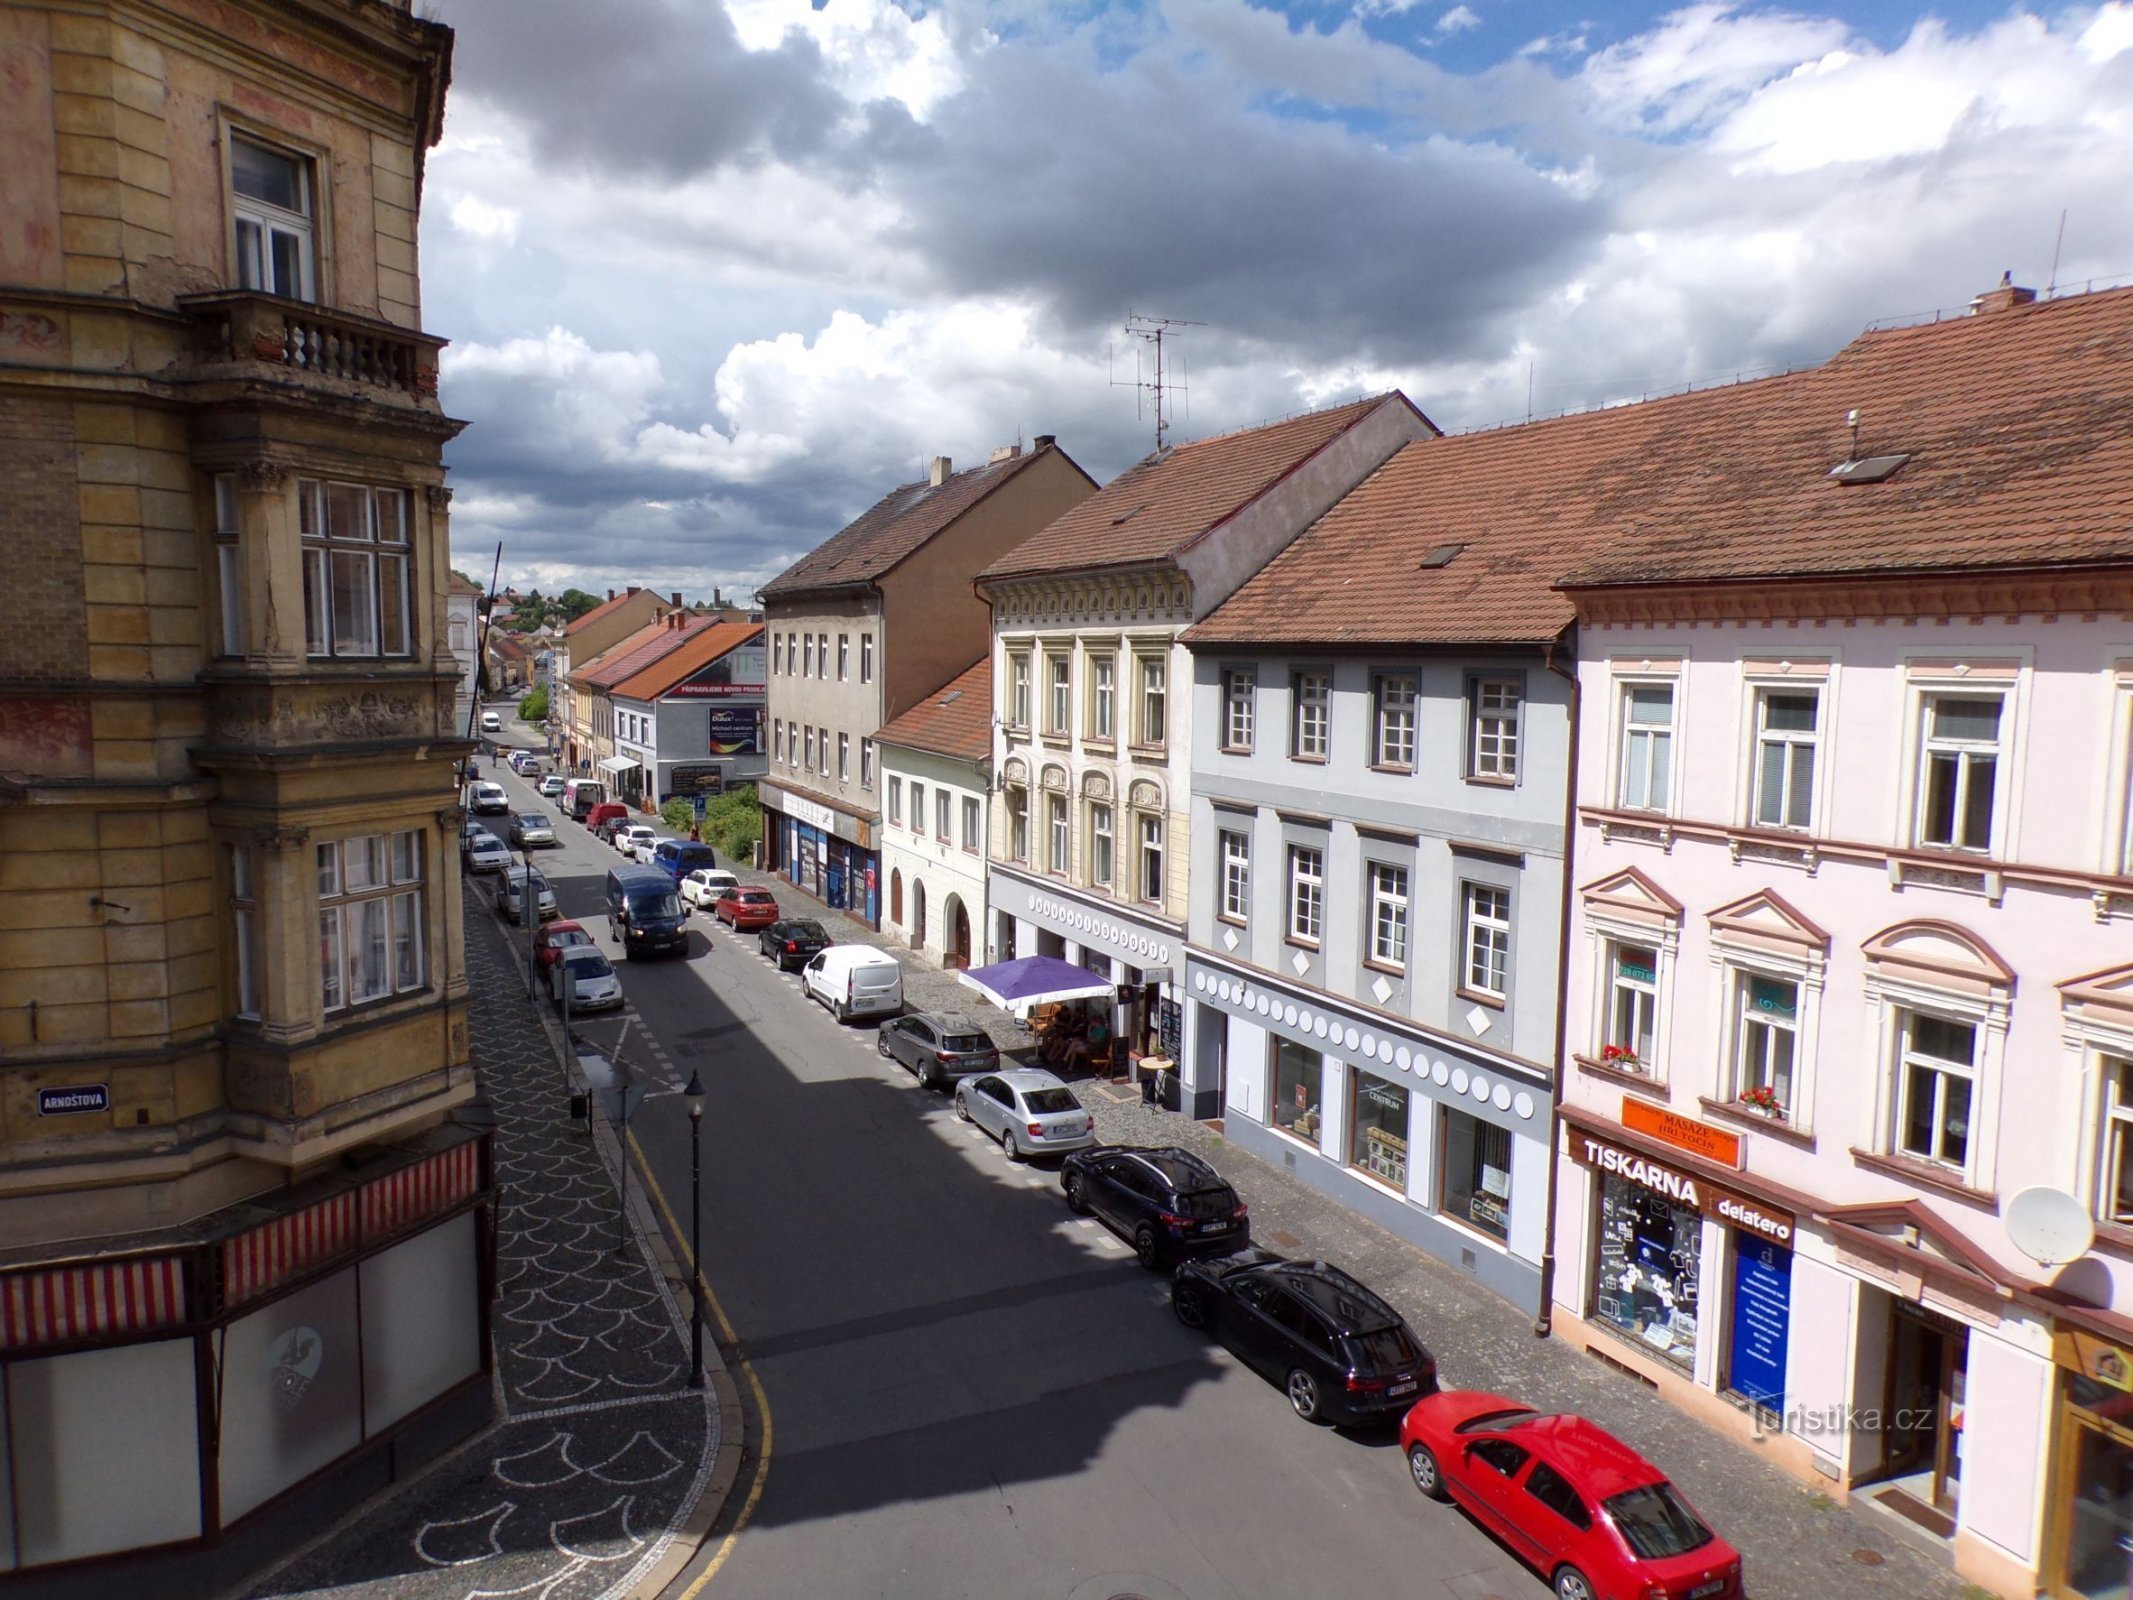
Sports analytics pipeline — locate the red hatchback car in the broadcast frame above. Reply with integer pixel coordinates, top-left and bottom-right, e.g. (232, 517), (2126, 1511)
(715, 887), (780, 931)
(1400, 1391), (1742, 1600)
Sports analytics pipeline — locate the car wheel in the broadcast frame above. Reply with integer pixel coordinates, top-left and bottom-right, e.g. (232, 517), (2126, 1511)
(917, 1061), (937, 1091)
(1134, 1225), (1161, 1270)
(1285, 1369), (1323, 1423)
(1407, 1444), (1449, 1501)
(1172, 1282), (1208, 1330)
(1063, 1173), (1088, 1215)
(1552, 1568), (1596, 1600)
(876, 1033), (893, 1059)
(953, 1092), (971, 1122)
(1000, 1126), (1021, 1162)
(835, 1000), (849, 1024)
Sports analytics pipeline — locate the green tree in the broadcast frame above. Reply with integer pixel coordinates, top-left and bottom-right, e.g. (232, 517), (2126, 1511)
(516, 686), (548, 722)
(704, 785), (761, 863)
(557, 588), (603, 623)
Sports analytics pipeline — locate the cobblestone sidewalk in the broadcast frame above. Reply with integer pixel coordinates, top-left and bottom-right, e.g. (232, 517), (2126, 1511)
(246, 883), (719, 1600)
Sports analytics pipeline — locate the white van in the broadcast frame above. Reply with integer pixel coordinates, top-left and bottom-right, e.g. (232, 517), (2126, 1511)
(802, 945), (903, 1023)
(481, 710), (502, 733)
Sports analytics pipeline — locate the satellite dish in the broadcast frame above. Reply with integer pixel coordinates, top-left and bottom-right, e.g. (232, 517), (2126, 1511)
(2005, 1186), (2096, 1268)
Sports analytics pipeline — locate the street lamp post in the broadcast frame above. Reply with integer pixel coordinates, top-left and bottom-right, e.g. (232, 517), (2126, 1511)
(683, 1069), (706, 1389)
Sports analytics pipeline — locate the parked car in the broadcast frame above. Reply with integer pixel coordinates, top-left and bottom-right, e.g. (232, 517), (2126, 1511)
(481, 709), (502, 733)
(499, 866), (558, 924)
(757, 916), (830, 971)
(652, 839), (718, 884)
(1170, 1250), (1437, 1426)
(681, 868), (742, 910)
(538, 775), (567, 799)
(616, 823), (659, 857)
(799, 942), (900, 1021)
(952, 1068), (1095, 1160)
(508, 750), (541, 775)
(583, 799), (627, 835)
(534, 918), (595, 973)
(509, 811), (557, 849)
(567, 781), (611, 821)
(1062, 1146), (1249, 1268)
(593, 812), (634, 846)
(1400, 1392), (1743, 1600)
(460, 815), (488, 852)
(630, 833), (676, 866)
(466, 780), (510, 814)
(715, 887), (782, 932)
(463, 832), (513, 874)
(605, 864), (688, 958)
(876, 1011), (998, 1089)
(551, 945), (623, 1012)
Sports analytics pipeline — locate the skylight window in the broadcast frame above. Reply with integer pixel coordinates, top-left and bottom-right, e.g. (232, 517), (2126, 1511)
(1829, 454), (1910, 485)
(1419, 542), (1465, 568)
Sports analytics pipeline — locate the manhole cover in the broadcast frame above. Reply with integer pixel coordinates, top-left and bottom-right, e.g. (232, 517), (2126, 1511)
(1270, 1229), (1303, 1249)
(1850, 1549), (1886, 1566)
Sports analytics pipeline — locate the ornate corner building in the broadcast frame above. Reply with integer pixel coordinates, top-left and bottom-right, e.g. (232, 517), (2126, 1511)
(0, 1), (493, 1591)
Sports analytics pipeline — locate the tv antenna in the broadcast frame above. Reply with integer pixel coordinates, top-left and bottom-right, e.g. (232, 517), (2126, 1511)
(1116, 312), (1203, 453)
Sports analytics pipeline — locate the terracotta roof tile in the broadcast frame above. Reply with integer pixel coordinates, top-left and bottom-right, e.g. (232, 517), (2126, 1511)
(980, 394), (1428, 584)
(608, 621), (764, 703)
(761, 447), (1084, 599)
(572, 616), (712, 690)
(874, 658), (991, 763)
(1190, 285), (2133, 647)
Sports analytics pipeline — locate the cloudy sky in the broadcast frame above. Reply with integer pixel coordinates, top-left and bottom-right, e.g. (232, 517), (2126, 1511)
(424, 0), (2133, 603)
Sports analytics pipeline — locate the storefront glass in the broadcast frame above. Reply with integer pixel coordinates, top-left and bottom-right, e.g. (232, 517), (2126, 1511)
(1440, 1106), (1511, 1241)
(1271, 1038), (1323, 1143)
(2062, 1371), (2133, 1600)
(1592, 1172), (1701, 1371)
(1349, 1075), (1410, 1189)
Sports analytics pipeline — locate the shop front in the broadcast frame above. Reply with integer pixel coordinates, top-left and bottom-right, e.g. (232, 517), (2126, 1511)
(759, 782), (878, 926)
(596, 752), (644, 809)
(2050, 1325), (2133, 1600)
(1185, 947), (1549, 1315)
(988, 867), (1184, 1072)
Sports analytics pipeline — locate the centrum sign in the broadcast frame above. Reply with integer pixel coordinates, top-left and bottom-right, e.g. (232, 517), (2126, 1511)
(38, 1084), (109, 1116)
(1571, 1130), (1795, 1245)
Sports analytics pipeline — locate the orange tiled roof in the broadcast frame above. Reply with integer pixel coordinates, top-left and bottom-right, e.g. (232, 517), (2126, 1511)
(873, 658), (991, 764)
(761, 445), (1087, 599)
(1189, 285), (2133, 647)
(573, 616), (710, 690)
(980, 394), (1428, 585)
(608, 621), (764, 703)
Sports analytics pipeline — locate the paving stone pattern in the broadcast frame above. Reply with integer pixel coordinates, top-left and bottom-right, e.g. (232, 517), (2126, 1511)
(248, 884), (716, 1600)
(738, 860), (1976, 1600)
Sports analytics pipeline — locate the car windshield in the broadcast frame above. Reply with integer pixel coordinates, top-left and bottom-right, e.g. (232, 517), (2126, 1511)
(941, 1034), (990, 1053)
(552, 929), (592, 949)
(1343, 1323), (1423, 1371)
(1021, 1088), (1079, 1115)
(627, 893), (681, 919)
(563, 951), (614, 978)
(674, 847), (715, 867)
(1603, 1482), (1715, 1561)
(1455, 1408), (1543, 1434)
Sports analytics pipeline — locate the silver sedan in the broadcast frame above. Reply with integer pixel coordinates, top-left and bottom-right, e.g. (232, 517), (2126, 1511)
(953, 1068), (1097, 1161)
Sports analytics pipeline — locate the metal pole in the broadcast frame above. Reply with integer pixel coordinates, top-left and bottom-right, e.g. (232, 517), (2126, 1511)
(524, 845), (537, 999)
(689, 1095), (705, 1389)
(610, 1018), (635, 1256)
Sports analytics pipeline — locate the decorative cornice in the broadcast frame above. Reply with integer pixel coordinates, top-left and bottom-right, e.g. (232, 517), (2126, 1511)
(1570, 567), (2133, 627)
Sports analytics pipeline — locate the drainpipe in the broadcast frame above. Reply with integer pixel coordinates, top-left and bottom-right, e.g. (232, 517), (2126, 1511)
(1535, 624), (1581, 1338)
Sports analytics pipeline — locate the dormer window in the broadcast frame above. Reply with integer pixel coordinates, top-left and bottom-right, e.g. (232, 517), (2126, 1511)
(231, 135), (314, 300)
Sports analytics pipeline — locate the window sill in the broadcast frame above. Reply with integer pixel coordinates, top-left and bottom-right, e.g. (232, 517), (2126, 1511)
(2092, 1219), (2133, 1254)
(1362, 959), (1406, 978)
(1127, 743), (1168, 760)
(1084, 737), (1116, 753)
(1344, 1163), (1410, 1202)
(1465, 773), (1518, 790)
(1848, 1147), (1999, 1211)
(1269, 1122), (1325, 1156)
(1697, 1096), (1816, 1149)
(1288, 753), (1329, 766)
(1572, 1052), (1666, 1092)
(1455, 988), (1506, 1012)
(1220, 744), (1254, 757)
(1285, 936), (1322, 953)
(1369, 762), (1415, 777)
(1217, 913), (1247, 928)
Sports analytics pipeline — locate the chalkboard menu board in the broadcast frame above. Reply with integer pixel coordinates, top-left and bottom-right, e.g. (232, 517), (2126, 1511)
(1158, 997), (1182, 1061)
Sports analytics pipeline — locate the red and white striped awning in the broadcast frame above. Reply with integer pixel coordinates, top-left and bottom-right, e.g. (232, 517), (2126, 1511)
(360, 1141), (482, 1241)
(221, 1191), (358, 1309)
(0, 1256), (186, 1351)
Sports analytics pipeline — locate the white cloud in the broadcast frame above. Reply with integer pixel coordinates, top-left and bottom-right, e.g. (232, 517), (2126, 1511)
(1580, 3), (1852, 133)
(724, 0), (965, 118)
(1438, 6), (1482, 34)
(449, 194), (520, 243)
(2081, 1), (2133, 63)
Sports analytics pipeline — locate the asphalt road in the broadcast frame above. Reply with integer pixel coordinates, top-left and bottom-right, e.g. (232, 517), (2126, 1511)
(465, 732), (1562, 1600)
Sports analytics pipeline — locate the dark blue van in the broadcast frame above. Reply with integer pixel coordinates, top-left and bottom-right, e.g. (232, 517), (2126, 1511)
(651, 839), (718, 885)
(604, 863), (688, 959)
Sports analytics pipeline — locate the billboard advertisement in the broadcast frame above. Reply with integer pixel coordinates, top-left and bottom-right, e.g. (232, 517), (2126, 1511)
(707, 705), (761, 754)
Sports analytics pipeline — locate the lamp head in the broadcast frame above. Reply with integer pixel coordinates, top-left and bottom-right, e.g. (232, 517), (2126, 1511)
(683, 1068), (705, 1120)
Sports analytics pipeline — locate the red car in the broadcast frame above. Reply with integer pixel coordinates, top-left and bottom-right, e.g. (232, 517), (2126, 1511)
(715, 887), (780, 931)
(534, 919), (596, 973)
(1400, 1391), (1742, 1600)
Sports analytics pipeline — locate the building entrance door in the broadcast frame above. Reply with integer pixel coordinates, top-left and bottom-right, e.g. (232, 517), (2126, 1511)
(2058, 1413), (2133, 1599)
(950, 900), (972, 969)
(1883, 1304), (1967, 1516)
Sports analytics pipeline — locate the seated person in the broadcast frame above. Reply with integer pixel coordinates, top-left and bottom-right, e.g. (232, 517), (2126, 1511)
(1042, 1010), (1084, 1065)
(1063, 1013), (1110, 1073)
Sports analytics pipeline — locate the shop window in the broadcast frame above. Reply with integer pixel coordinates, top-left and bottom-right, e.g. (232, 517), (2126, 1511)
(231, 133), (314, 299)
(1893, 1008), (1977, 1172)
(1728, 972), (1799, 1120)
(1089, 804), (1114, 887)
(1223, 667), (1256, 752)
(1350, 1075), (1409, 1188)
(318, 830), (424, 1012)
(1602, 940), (1658, 1073)
(1914, 693), (2003, 852)
(1270, 1037), (1323, 1143)
(1089, 654), (1115, 741)
(360, 1211), (481, 1433)
(1219, 829), (1250, 922)
(2103, 1057), (2133, 1224)
(1461, 882), (1511, 1000)
(1591, 1173), (1700, 1371)
(1372, 673), (1416, 770)
(1468, 675), (1521, 782)
(1287, 844), (1323, 943)
(1368, 863), (1409, 968)
(1616, 682), (1675, 811)
(1440, 1106), (1510, 1242)
(1751, 687), (1820, 830)
(1291, 670), (1329, 760)
(300, 479), (411, 659)
(218, 1269), (363, 1521)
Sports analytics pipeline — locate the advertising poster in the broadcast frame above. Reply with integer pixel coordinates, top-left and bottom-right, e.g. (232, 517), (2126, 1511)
(707, 705), (760, 754)
(1728, 1233), (1792, 1412)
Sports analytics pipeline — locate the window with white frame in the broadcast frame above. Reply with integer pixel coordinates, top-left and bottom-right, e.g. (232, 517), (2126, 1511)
(803, 635), (815, 677)
(804, 727), (816, 771)
(773, 634), (784, 675)
(1048, 793), (1069, 873)
(1047, 654), (1071, 736)
(935, 788), (950, 841)
(1751, 687), (1820, 830)
(818, 725), (830, 775)
(860, 633), (874, 683)
(229, 842), (259, 1019)
(1462, 883), (1510, 999)
(910, 781), (924, 832)
(838, 634), (849, 680)
(817, 634), (828, 679)
(887, 775), (902, 826)
(231, 134), (314, 300)
(860, 739), (874, 789)
(213, 474), (245, 657)
(1602, 941), (1657, 1071)
(785, 720), (798, 768)
(1288, 845), (1324, 942)
(1089, 654), (1116, 741)
(1729, 972), (1799, 1116)
(961, 795), (980, 851)
(1893, 1009), (1977, 1171)
(1139, 814), (1164, 903)
(838, 732), (850, 783)
(1292, 670), (1329, 760)
(1008, 786), (1029, 861)
(318, 831), (423, 1012)
(1219, 830), (1250, 922)
(2100, 1057), (2133, 1224)
(300, 479), (411, 658)
(1224, 668), (1256, 752)
(1089, 803), (1114, 886)
(1010, 653), (1031, 728)
(1469, 676), (1521, 781)
(1915, 693), (2003, 852)
(1616, 683), (1675, 811)
(1373, 674), (1416, 769)
(1138, 655), (1167, 746)
(1368, 863), (1409, 967)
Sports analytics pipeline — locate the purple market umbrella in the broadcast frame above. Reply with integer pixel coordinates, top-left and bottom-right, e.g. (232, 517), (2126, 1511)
(957, 955), (1115, 1018)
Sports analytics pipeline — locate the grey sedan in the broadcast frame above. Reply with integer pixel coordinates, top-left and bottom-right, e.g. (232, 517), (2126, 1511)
(876, 1012), (999, 1090)
(509, 811), (557, 848)
(953, 1069), (1097, 1161)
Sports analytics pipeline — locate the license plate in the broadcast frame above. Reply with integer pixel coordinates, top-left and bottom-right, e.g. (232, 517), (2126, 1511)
(1689, 1582), (1725, 1599)
(1197, 1220), (1228, 1232)
(1389, 1380), (1419, 1397)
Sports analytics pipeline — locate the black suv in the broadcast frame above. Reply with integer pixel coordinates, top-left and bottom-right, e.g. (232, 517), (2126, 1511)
(758, 918), (831, 971)
(1171, 1250), (1436, 1426)
(1061, 1146), (1248, 1268)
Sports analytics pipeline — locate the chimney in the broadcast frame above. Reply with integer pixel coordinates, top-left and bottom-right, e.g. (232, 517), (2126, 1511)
(1033, 434), (1056, 451)
(1968, 271), (2037, 316)
(989, 444), (1022, 464)
(928, 455), (952, 487)
(607, 588), (615, 601)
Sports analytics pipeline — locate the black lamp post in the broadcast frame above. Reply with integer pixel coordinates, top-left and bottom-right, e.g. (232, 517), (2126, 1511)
(683, 1067), (706, 1390)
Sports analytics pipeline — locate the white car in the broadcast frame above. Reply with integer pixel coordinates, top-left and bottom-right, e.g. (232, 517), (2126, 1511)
(680, 868), (741, 910)
(481, 710), (503, 732)
(630, 834), (676, 865)
(551, 946), (623, 1012)
(499, 866), (557, 924)
(508, 750), (542, 776)
(616, 823), (658, 857)
(467, 780), (510, 814)
(953, 1068), (1097, 1161)
(538, 775), (566, 799)
(464, 832), (513, 874)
